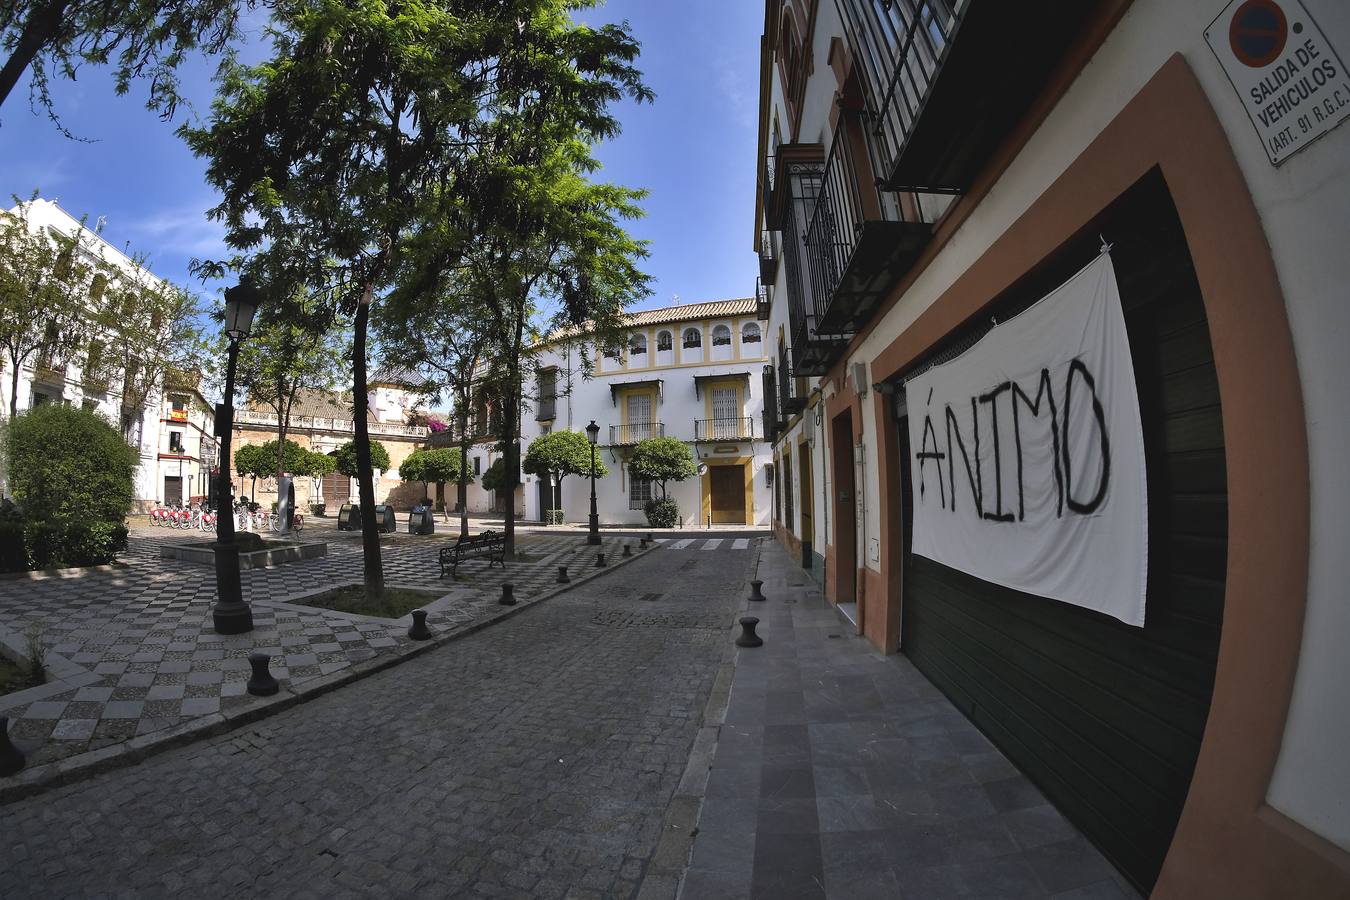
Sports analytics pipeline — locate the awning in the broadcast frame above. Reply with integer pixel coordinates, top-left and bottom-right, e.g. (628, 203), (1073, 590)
(609, 379), (663, 407)
(693, 371), (751, 400)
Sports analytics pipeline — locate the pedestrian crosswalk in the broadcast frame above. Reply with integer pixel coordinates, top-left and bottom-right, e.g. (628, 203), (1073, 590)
(654, 537), (753, 551)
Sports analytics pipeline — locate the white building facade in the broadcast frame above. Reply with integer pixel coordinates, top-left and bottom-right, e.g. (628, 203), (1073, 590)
(0, 198), (175, 510)
(755, 0), (1350, 896)
(487, 298), (775, 528)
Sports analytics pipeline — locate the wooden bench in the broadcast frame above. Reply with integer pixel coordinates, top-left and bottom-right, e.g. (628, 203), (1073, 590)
(439, 531), (506, 578)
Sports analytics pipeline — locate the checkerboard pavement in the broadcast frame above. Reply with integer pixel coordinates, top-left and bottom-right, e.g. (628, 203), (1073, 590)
(0, 522), (638, 770)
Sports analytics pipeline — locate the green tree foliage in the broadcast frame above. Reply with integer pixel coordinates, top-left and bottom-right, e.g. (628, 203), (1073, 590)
(335, 440), (389, 479)
(523, 430), (606, 514)
(0, 195), (94, 418)
(629, 437), (696, 500)
(305, 450), (336, 477)
(254, 438), (310, 475)
(0, 0), (253, 127)
(481, 457), (516, 496)
(4, 404), (135, 568)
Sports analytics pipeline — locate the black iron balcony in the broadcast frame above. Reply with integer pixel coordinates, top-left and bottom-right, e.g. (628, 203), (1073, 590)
(535, 397), (556, 422)
(803, 110), (936, 336)
(778, 344), (807, 417)
(779, 156), (852, 377)
(836, 0), (1106, 191)
(695, 417), (754, 442)
(759, 229), (780, 281)
(762, 365), (780, 443)
(610, 422), (663, 445)
(756, 277), (772, 321)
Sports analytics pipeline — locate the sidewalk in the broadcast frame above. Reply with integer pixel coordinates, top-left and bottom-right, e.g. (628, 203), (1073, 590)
(680, 543), (1139, 900)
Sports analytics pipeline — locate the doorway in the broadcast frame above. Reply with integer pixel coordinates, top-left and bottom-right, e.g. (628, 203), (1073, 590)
(829, 412), (857, 605)
(797, 441), (814, 568)
(164, 476), (183, 506)
(708, 464), (747, 525)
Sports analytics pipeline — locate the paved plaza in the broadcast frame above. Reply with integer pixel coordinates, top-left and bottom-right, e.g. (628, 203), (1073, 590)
(0, 520), (662, 774)
(0, 533), (756, 898)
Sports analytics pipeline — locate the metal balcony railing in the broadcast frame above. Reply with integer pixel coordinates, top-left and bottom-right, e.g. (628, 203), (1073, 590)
(762, 365), (780, 442)
(756, 277), (772, 322)
(695, 417), (754, 442)
(834, 0), (966, 189)
(609, 422), (663, 445)
(778, 344), (807, 417)
(803, 110), (938, 337)
(759, 229), (780, 281)
(535, 397), (556, 422)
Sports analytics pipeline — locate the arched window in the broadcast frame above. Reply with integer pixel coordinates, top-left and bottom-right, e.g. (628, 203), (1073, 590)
(712, 324), (732, 347)
(683, 328), (702, 349)
(629, 333), (647, 356)
(741, 322), (761, 344)
(656, 330), (673, 352)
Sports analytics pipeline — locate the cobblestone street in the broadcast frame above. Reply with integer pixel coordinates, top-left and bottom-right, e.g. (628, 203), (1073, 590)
(0, 534), (754, 898)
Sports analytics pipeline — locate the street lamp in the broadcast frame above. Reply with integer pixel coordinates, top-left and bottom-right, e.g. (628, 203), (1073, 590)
(212, 278), (261, 634)
(585, 419), (601, 546)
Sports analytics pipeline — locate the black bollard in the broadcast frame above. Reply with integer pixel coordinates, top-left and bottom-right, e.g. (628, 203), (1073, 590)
(557, 565), (570, 584)
(646, 533), (653, 544)
(595, 552), (607, 568)
(408, 609), (433, 640)
(0, 716), (25, 776)
(639, 537), (648, 550)
(748, 579), (766, 602)
(500, 583), (517, 606)
(735, 616), (763, 648)
(622, 544), (632, 558)
(247, 652), (280, 696)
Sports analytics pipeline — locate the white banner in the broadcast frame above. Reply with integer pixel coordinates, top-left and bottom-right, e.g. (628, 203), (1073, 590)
(904, 253), (1148, 626)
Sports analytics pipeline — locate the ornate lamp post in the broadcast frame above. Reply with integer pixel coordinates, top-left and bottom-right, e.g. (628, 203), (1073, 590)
(585, 419), (601, 546)
(212, 279), (261, 634)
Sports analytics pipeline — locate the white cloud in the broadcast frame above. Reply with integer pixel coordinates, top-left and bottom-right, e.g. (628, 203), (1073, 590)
(117, 201), (229, 260)
(716, 63), (757, 131)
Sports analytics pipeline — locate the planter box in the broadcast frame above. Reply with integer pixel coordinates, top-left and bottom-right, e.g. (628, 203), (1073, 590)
(160, 540), (328, 570)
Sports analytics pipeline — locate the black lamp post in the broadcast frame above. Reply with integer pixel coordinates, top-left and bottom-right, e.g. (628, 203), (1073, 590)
(212, 279), (261, 634)
(585, 419), (601, 545)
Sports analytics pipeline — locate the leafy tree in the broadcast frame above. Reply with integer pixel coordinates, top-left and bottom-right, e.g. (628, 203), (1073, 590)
(232, 441), (267, 499)
(522, 430), (606, 515)
(629, 436), (696, 500)
(0, 0), (253, 127)
(0, 195), (95, 418)
(234, 289), (345, 480)
(254, 438), (309, 475)
(481, 457), (515, 497)
(7, 403), (136, 522)
(398, 447), (427, 498)
(335, 440), (389, 480)
(421, 447), (468, 518)
(304, 449), (335, 477)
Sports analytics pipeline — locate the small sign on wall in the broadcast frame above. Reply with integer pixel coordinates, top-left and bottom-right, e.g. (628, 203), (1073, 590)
(1206, 0), (1350, 165)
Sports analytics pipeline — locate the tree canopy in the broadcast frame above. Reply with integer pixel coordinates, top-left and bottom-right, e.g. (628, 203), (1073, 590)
(629, 437), (696, 499)
(335, 440), (389, 479)
(0, 0), (253, 128)
(523, 430), (607, 483)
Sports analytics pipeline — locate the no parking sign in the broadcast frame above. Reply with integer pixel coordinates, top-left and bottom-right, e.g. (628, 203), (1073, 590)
(1206, 0), (1350, 164)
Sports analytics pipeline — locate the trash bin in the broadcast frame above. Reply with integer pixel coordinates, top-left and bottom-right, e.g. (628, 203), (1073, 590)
(338, 503), (360, 531)
(408, 506), (435, 535)
(374, 504), (397, 534)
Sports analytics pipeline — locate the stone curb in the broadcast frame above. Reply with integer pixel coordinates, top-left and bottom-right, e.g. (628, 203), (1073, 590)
(0, 539), (657, 805)
(0, 561), (133, 583)
(637, 538), (763, 900)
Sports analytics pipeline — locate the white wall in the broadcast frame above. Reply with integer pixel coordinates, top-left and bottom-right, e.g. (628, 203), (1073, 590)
(518, 314), (773, 527)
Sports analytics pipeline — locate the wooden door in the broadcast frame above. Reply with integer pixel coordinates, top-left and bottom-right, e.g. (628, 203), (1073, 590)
(709, 465), (746, 525)
(322, 471), (349, 506)
(164, 476), (183, 506)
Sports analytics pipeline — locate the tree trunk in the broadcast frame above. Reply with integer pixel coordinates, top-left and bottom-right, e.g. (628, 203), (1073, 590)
(499, 392), (518, 555)
(8, 358), (19, 419)
(352, 293), (384, 597)
(0, 0), (71, 111)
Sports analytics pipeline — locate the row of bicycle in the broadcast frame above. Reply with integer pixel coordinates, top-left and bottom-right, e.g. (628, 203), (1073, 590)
(148, 501), (304, 533)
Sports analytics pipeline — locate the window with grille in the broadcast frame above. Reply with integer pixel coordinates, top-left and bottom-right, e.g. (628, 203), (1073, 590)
(629, 467), (653, 509)
(657, 330), (673, 352)
(712, 325), (732, 346)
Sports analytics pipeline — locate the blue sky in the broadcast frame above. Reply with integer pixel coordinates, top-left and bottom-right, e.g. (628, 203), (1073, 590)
(0, 0), (762, 313)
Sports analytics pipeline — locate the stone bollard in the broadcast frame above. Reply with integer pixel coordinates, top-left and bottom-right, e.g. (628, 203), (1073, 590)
(408, 609), (433, 640)
(247, 652), (280, 696)
(500, 583), (517, 606)
(622, 543), (632, 558)
(748, 579), (767, 602)
(557, 565), (570, 584)
(639, 537), (648, 550)
(735, 616), (763, 648)
(596, 551), (607, 568)
(0, 716), (25, 776)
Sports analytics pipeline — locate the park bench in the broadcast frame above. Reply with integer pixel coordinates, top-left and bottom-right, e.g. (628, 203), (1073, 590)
(439, 530), (506, 579)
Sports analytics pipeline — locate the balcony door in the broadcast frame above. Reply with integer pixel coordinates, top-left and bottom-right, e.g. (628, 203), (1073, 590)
(625, 393), (652, 443)
(711, 385), (740, 439)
